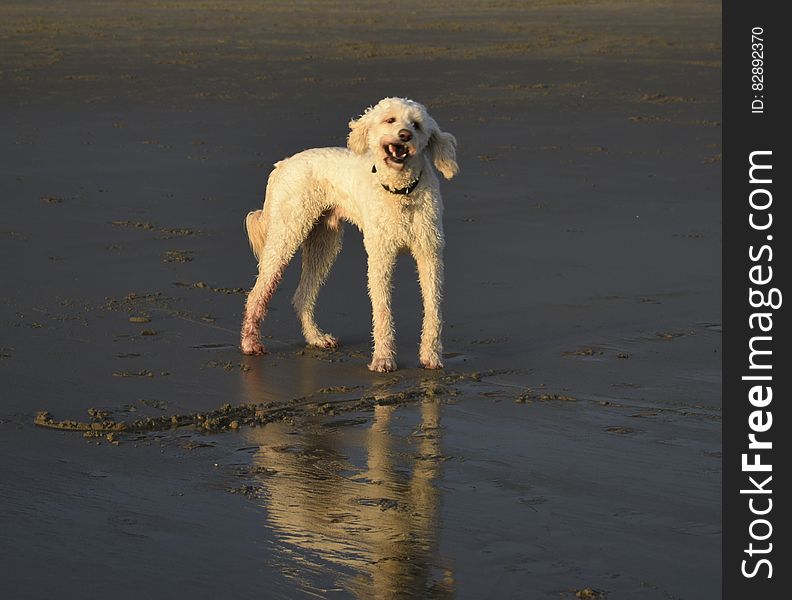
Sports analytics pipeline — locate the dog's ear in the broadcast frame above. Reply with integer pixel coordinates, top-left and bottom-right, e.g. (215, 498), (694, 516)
(347, 111), (371, 155)
(428, 127), (459, 180)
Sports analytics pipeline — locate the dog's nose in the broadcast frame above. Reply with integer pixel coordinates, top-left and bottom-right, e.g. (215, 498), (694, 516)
(398, 129), (412, 142)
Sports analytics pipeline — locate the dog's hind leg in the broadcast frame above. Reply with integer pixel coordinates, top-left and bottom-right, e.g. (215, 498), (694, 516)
(241, 217), (313, 356)
(241, 258), (286, 356)
(292, 219), (344, 348)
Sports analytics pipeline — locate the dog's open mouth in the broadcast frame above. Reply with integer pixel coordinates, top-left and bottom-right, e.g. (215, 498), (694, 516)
(384, 143), (410, 165)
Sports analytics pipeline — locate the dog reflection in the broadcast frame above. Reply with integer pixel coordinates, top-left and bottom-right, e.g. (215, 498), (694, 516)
(245, 401), (454, 599)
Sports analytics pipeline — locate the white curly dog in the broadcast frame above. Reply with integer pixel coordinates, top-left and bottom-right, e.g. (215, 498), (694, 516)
(240, 97), (458, 372)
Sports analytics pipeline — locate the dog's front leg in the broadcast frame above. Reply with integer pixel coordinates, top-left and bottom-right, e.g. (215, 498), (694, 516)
(414, 246), (444, 369)
(366, 247), (398, 372)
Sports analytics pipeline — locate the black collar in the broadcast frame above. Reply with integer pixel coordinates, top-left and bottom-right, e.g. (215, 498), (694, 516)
(372, 165), (422, 196)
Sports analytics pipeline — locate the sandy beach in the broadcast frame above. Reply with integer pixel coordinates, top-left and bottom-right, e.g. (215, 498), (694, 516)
(1, 1), (721, 598)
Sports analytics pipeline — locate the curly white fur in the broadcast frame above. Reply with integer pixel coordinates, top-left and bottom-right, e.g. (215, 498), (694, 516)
(241, 97), (458, 372)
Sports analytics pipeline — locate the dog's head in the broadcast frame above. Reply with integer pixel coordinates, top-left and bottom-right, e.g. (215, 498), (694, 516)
(347, 97), (459, 180)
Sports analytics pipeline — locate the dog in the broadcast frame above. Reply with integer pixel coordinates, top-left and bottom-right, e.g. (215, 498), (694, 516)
(240, 97), (458, 372)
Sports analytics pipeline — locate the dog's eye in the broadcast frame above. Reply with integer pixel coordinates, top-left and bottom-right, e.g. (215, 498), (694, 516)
(384, 117), (396, 124)
(413, 121), (421, 130)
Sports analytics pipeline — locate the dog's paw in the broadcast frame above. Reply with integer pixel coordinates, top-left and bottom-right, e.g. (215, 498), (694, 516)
(241, 339), (266, 355)
(419, 354), (444, 370)
(369, 355), (397, 373)
(308, 333), (339, 349)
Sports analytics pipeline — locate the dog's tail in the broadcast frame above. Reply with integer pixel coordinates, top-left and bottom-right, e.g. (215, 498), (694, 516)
(245, 209), (267, 266)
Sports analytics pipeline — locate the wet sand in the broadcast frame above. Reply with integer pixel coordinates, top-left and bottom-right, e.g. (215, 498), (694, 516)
(1, 1), (721, 598)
